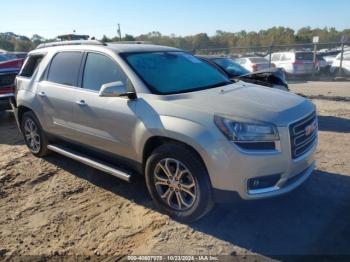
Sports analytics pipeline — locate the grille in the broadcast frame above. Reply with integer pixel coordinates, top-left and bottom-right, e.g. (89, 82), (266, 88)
(289, 111), (317, 159)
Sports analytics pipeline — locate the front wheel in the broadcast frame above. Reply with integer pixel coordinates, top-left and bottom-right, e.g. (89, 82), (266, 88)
(21, 111), (50, 157)
(145, 143), (214, 222)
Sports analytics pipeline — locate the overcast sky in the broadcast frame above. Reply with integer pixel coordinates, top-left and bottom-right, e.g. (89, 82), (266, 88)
(1, 0), (349, 39)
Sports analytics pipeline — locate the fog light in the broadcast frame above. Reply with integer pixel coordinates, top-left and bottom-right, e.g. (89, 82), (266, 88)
(248, 174), (281, 190)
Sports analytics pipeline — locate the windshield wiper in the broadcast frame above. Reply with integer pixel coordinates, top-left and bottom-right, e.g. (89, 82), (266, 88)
(204, 81), (232, 89)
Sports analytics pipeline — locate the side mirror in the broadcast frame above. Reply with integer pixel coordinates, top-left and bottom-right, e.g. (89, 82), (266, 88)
(99, 81), (128, 97)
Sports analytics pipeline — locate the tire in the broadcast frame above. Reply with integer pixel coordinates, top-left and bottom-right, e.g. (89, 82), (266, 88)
(21, 111), (50, 157)
(145, 143), (214, 222)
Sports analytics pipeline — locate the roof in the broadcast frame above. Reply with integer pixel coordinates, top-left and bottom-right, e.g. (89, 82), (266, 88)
(35, 40), (181, 54)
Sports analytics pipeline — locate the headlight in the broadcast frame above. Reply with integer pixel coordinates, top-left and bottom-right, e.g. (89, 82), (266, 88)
(214, 115), (279, 142)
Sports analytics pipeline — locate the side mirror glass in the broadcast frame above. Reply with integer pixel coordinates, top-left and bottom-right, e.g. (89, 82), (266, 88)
(99, 81), (128, 97)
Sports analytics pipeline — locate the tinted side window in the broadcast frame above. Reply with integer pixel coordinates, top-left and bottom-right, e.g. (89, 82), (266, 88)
(281, 54), (291, 61)
(82, 53), (127, 91)
(47, 52), (83, 86)
(19, 55), (44, 77)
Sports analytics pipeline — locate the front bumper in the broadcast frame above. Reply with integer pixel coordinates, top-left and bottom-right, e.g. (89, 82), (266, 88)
(204, 126), (317, 201)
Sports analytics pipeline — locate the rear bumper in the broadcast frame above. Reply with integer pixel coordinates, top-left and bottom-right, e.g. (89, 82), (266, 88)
(9, 96), (21, 129)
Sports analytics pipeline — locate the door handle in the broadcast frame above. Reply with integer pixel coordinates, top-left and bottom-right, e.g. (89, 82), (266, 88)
(76, 100), (87, 106)
(38, 91), (46, 97)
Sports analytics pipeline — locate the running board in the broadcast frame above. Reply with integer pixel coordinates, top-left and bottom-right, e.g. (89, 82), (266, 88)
(47, 145), (131, 182)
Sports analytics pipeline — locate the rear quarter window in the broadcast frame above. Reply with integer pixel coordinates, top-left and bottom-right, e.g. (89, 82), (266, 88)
(47, 52), (83, 86)
(19, 55), (44, 78)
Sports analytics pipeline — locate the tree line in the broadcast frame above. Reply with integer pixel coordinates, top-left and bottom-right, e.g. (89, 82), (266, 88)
(1, 27), (349, 53)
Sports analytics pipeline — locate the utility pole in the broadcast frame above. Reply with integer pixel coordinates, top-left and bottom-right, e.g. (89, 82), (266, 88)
(268, 42), (273, 70)
(312, 36), (319, 79)
(337, 36), (346, 79)
(117, 23), (122, 41)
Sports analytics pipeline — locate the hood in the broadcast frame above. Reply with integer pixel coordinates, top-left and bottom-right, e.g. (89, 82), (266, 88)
(144, 82), (314, 127)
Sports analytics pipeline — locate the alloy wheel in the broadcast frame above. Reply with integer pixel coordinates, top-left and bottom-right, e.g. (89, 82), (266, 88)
(153, 158), (197, 211)
(23, 118), (41, 153)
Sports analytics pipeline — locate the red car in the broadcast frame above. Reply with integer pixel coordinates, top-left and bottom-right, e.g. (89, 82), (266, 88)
(0, 58), (23, 111)
(0, 55), (24, 70)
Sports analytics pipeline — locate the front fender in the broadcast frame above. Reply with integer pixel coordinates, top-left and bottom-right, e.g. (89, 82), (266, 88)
(132, 115), (218, 165)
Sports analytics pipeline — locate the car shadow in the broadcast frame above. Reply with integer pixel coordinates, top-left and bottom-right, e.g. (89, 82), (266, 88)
(192, 169), (350, 256)
(318, 115), (350, 133)
(43, 153), (350, 256)
(0, 110), (24, 145)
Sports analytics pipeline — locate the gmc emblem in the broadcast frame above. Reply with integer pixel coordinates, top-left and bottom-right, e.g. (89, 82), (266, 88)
(305, 121), (317, 136)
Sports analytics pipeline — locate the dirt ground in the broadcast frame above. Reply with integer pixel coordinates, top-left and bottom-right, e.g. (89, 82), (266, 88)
(0, 82), (349, 259)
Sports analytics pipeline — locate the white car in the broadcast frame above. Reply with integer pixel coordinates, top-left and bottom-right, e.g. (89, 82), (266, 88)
(269, 51), (314, 76)
(330, 51), (350, 76)
(235, 57), (271, 72)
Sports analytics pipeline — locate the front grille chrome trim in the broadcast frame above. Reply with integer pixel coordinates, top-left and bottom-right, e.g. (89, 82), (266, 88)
(289, 111), (318, 159)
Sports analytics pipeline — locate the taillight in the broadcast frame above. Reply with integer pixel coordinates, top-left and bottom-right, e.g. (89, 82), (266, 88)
(252, 64), (258, 71)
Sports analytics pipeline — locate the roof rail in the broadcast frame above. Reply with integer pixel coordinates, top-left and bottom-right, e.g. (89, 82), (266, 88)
(36, 40), (106, 49)
(108, 41), (153, 45)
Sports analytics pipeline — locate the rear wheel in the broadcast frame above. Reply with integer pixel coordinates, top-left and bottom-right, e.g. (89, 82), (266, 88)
(145, 143), (214, 222)
(21, 111), (49, 157)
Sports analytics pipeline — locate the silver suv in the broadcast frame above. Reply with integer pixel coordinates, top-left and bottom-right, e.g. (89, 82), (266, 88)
(13, 41), (318, 222)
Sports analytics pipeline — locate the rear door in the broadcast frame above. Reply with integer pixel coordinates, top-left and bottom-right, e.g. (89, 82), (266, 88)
(71, 52), (137, 158)
(36, 51), (84, 138)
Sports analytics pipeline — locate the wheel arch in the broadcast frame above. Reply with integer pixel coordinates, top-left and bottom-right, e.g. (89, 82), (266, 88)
(17, 105), (44, 132)
(17, 105), (33, 126)
(142, 136), (209, 179)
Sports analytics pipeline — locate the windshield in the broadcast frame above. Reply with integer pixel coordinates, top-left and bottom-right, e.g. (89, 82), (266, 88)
(122, 51), (231, 94)
(0, 54), (10, 62)
(212, 58), (250, 76)
(296, 52), (313, 61)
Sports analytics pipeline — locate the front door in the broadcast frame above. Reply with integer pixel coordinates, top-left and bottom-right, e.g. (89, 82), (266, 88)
(71, 52), (138, 158)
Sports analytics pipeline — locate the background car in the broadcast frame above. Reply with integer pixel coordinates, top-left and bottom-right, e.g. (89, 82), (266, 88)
(315, 54), (330, 74)
(330, 51), (350, 76)
(0, 54), (23, 111)
(6, 52), (28, 59)
(198, 56), (288, 91)
(235, 56), (272, 72)
(0, 55), (24, 70)
(318, 49), (341, 66)
(0, 54), (11, 63)
(0, 67), (18, 111)
(269, 51), (314, 76)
